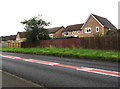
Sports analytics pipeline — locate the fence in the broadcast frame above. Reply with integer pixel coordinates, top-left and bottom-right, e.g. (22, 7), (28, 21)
(21, 36), (120, 51)
(1, 43), (8, 48)
(8, 43), (21, 48)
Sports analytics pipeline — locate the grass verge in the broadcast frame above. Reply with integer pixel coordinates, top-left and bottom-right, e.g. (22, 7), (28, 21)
(0, 47), (119, 62)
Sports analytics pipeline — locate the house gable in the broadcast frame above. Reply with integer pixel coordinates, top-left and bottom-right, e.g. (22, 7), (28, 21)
(81, 14), (103, 29)
(81, 13), (117, 37)
(16, 33), (20, 40)
(48, 26), (65, 38)
(16, 32), (26, 42)
(81, 14), (103, 37)
(54, 27), (65, 38)
(48, 27), (64, 34)
(62, 24), (83, 38)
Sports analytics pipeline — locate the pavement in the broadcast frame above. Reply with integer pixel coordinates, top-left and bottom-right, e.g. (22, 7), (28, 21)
(2, 71), (44, 88)
(1, 52), (120, 88)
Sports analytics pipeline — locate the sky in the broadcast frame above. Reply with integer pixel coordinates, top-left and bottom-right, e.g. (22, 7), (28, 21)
(0, 0), (119, 36)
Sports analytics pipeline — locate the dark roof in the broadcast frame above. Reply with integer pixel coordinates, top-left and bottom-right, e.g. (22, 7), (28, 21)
(2, 35), (16, 41)
(48, 26), (64, 34)
(17, 32), (25, 38)
(92, 14), (117, 29)
(63, 24), (83, 32)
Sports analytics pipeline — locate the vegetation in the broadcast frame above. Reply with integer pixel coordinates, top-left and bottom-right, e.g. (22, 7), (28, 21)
(93, 32), (103, 37)
(21, 15), (50, 42)
(93, 31), (118, 37)
(0, 47), (119, 62)
(103, 30), (117, 37)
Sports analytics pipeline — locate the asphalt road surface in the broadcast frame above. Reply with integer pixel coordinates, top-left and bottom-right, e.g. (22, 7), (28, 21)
(1, 52), (120, 88)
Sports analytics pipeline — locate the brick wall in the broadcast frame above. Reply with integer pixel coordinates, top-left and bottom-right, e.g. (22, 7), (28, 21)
(82, 15), (103, 37)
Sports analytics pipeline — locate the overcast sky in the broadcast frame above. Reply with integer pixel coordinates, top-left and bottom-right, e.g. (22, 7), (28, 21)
(0, 0), (119, 36)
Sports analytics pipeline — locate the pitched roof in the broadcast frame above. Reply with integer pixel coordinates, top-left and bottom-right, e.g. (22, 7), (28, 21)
(63, 24), (83, 32)
(2, 35), (16, 41)
(81, 14), (117, 30)
(1, 36), (7, 41)
(91, 14), (117, 29)
(17, 32), (25, 38)
(48, 26), (64, 34)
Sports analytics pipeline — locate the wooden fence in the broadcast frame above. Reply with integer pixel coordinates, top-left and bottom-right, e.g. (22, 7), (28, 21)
(8, 43), (21, 48)
(21, 36), (120, 51)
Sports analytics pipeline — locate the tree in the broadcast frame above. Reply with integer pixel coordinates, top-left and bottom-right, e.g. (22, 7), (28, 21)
(21, 15), (50, 42)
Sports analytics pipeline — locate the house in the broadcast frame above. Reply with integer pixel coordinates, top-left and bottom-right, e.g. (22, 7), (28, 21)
(1, 35), (17, 48)
(81, 13), (117, 37)
(15, 27), (65, 41)
(48, 26), (65, 39)
(1, 35), (17, 43)
(16, 32), (26, 42)
(62, 24), (83, 38)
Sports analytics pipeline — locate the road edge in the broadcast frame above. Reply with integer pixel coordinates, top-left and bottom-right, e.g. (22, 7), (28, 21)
(2, 71), (47, 88)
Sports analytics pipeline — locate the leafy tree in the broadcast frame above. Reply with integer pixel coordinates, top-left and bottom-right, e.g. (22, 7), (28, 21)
(21, 15), (50, 42)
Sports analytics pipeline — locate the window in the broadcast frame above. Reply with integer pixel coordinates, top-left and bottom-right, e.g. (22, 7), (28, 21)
(77, 31), (80, 34)
(64, 32), (69, 36)
(49, 34), (54, 38)
(84, 28), (91, 33)
(72, 31), (75, 35)
(96, 27), (99, 32)
(49, 34), (54, 36)
(109, 28), (111, 31)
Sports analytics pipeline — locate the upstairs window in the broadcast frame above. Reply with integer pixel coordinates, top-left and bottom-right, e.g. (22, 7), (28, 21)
(84, 28), (91, 33)
(72, 31), (75, 35)
(49, 34), (54, 38)
(49, 34), (54, 36)
(77, 31), (80, 34)
(96, 27), (99, 32)
(64, 32), (69, 36)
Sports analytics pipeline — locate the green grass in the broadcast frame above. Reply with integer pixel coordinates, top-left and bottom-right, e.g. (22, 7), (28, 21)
(0, 47), (119, 62)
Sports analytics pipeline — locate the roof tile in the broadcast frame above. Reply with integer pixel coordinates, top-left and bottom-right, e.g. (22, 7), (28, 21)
(48, 26), (64, 33)
(92, 14), (117, 29)
(63, 24), (83, 32)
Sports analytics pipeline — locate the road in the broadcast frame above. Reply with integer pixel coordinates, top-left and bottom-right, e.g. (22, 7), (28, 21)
(1, 52), (120, 88)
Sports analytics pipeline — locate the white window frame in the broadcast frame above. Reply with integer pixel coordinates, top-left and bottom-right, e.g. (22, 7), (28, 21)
(77, 31), (80, 34)
(49, 34), (54, 38)
(84, 28), (92, 33)
(72, 31), (75, 35)
(49, 34), (54, 36)
(64, 32), (69, 36)
(96, 27), (99, 32)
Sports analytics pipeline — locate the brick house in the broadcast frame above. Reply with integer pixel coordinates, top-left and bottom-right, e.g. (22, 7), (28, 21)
(16, 32), (26, 42)
(81, 13), (117, 37)
(62, 24), (83, 38)
(48, 26), (65, 39)
(1, 35), (17, 48)
(1, 35), (17, 43)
